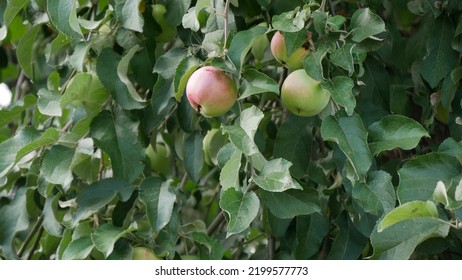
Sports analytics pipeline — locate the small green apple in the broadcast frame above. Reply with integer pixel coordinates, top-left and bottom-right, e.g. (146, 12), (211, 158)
(281, 69), (330, 117)
(270, 31), (310, 71)
(203, 128), (228, 166)
(186, 66), (238, 118)
(132, 247), (160, 260)
(152, 4), (177, 42)
(146, 143), (171, 176)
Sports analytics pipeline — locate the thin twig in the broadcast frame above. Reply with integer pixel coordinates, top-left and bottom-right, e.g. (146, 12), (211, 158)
(27, 226), (44, 260)
(178, 173), (188, 192)
(268, 232), (275, 260)
(320, 0), (327, 12)
(17, 215), (44, 259)
(328, 0), (336, 15)
(14, 71), (25, 102)
(223, 0), (231, 53)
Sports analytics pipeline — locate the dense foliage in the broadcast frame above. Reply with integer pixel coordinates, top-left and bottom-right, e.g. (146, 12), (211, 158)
(1, 0), (462, 260)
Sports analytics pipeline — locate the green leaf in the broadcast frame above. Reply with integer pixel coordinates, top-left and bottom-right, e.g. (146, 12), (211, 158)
(352, 171), (396, 216)
(96, 48), (144, 110)
(40, 145), (75, 187)
(371, 217), (450, 259)
(219, 149), (242, 190)
(37, 89), (62, 117)
(259, 188), (320, 219)
(69, 42), (92, 72)
(0, 188), (28, 259)
(312, 11), (328, 35)
(91, 224), (133, 258)
(164, 0), (191, 27)
(3, 0), (29, 27)
(117, 45), (145, 103)
(420, 15), (458, 88)
(327, 212), (369, 259)
(368, 115), (429, 155)
(228, 26), (267, 73)
(73, 178), (132, 226)
(173, 56), (201, 101)
(16, 24), (41, 80)
(183, 132), (204, 183)
(239, 68), (279, 100)
(303, 45), (328, 81)
(190, 232), (225, 260)
(90, 108), (145, 183)
(0, 127), (41, 178)
(397, 153), (462, 203)
(379, 201), (437, 232)
(221, 106), (264, 156)
(321, 76), (355, 116)
(321, 112), (372, 179)
(272, 9), (307, 32)
(139, 177), (177, 232)
(253, 158), (302, 192)
(118, 0), (144, 32)
(46, 0), (83, 39)
(220, 188), (260, 237)
(43, 193), (63, 237)
(349, 8), (385, 42)
(295, 214), (330, 259)
(0, 95), (36, 128)
(273, 115), (311, 179)
(433, 181), (449, 206)
(330, 43), (355, 75)
(153, 48), (188, 80)
(61, 72), (109, 116)
(62, 236), (94, 260)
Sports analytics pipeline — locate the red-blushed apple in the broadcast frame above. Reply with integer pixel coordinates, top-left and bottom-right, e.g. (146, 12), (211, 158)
(186, 66), (237, 117)
(270, 31), (310, 71)
(281, 69), (330, 117)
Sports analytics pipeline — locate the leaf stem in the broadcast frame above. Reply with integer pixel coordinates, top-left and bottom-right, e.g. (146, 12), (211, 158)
(223, 0), (231, 54)
(17, 215), (44, 259)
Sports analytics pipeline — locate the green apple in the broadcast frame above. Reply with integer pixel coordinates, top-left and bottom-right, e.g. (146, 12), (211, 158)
(203, 128), (228, 166)
(132, 247), (160, 260)
(270, 31), (310, 71)
(186, 66), (238, 118)
(281, 69), (330, 117)
(152, 4), (177, 42)
(146, 143), (171, 176)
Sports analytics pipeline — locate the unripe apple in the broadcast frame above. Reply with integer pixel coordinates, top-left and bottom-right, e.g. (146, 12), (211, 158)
(146, 143), (171, 176)
(203, 128), (228, 166)
(152, 4), (177, 42)
(281, 69), (330, 117)
(186, 66), (237, 118)
(132, 247), (160, 260)
(270, 31), (310, 71)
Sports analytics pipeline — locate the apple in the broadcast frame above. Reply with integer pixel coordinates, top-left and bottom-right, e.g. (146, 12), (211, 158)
(152, 4), (177, 42)
(270, 31), (310, 71)
(146, 143), (171, 176)
(186, 66), (237, 117)
(203, 128), (228, 166)
(281, 69), (330, 117)
(132, 247), (159, 260)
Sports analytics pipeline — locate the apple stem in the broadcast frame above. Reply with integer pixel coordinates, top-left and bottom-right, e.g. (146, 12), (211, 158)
(320, 0), (326, 12)
(223, 0), (231, 53)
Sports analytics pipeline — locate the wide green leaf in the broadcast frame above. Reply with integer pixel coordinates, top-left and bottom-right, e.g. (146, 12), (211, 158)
(253, 158), (302, 192)
(321, 76), (355, 116)
(220, 188), (260, 237)
(153, 48), (188, 80)
(228, 26), (267, 73)
(258, 188), (320, 219)
(16, 24), (41, 80)
(73, 178), (132, 226)
(46, 0), (83, 39)
(90, 108), (145, 183)
(3, 0), (29, 27)
(397, 153), (462, 203)
(239, 68), (279, 100)
(91, 224), (133, 258)
(219, 149), (242, 190)
(139, 177), (177, 232)
(0, 95), (36, 128)
(321, 112), (372, 179)
(330, 43), (355, 75)
(117, 0), (144, 32)
(295, 214), (330, 259)
(368, 115), (429, 155)
(61, 236), (94, 260)
(272, 9), (307, 32)
(40, 145), (75, 188)
(221, 106), (264, 156)
(349, 8), (385, 42)
(419, 15), (458, 88)
(371, 217), (450, 259)
(352, 171), (396, 216)
(378, 201), (438, 232)
(37, 89), (62, 117)
(0, 188), (29, 259)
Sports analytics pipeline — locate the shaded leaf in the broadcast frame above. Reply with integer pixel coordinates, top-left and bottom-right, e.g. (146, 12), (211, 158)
(91, 224), (133, 258)
(220, 188), (260, 237)
(327, 212), (368, 259)
(183, 132), (204, 183)
(37, 89), (62, 117)
(228, 26), (267, 72)
(40, 145), (74, 187)
(321, 76), (355, 116)
(349, 8), (385, 42)
(62, 236), (94, 260)
(239, 68), (279, 100)
(46, 0), (83, 39)
(258, 188), (320, 219)
(17, 24), (41, 80)
(219, 149), (242, 190)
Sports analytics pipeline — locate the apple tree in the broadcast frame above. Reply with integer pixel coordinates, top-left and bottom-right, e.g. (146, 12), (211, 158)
(1, 0), (462, 260)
